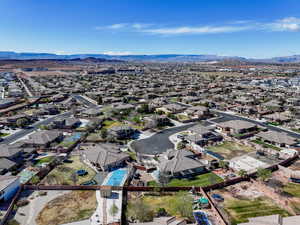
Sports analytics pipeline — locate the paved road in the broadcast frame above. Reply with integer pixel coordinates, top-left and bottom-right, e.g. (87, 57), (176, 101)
(212, 110), (300, 139)
(2, 111), (72, 144)
(72, 94), (98, 108)
(131, 123), (196, 155)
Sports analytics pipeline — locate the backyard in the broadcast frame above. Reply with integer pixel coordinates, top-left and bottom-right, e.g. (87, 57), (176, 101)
(36, 191), (97, 225)
(223, 196), (290, 225)
(147, 172), (223, 187)
(207, 141), (255, 159)
(41, 156), (96, 185)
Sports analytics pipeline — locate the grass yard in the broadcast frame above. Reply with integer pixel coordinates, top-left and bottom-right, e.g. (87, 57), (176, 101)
(224, 197), (290, 225)
(148, 172), (223, 187)
(0, 132), (10, 137)
(34, 156), (55, 166)
(140, 192), (192, 218)
(42, 156), (96, 185)
(102, 120), (122, 129)
(251, 139), (281, 151)
(283, 183), (300, 198)
(207, 141), (254, 159)
(36, 191), (96, 225)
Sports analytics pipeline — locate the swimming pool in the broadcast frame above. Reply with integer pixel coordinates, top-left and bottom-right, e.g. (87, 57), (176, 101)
(104, 168), (128, 186)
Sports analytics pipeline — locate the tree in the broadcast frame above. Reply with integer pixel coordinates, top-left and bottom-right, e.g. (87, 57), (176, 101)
(219, 160), (229, 171)
(97, 96), (103, 105)
(257, 168), (272, 182)
(127, 198), (154, 222)
(238, 169), (248, 178)
(177, 141), (186, 150)
(171, 192), (193, 219)
(109, 202), (119, 220)
(16, 118), (29, 128)
(100, 128), (108, 139)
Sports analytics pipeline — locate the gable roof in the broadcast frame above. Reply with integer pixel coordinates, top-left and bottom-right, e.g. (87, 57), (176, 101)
(83, 144), (129, 168)
(159, 149), (205, 175)
(25, 130), (62, 145)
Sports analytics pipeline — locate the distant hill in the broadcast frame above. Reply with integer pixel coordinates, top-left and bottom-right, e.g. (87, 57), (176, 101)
(0, 51), (299, 63)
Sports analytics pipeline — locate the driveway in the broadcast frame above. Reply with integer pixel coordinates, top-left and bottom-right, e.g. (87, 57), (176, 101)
(130, 123), (195, 155)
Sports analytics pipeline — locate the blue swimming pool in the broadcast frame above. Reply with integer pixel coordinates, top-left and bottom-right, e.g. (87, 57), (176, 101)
(104, 169), (128, 186)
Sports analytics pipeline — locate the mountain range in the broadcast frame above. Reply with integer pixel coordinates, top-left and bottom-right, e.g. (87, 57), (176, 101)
(0, 51), (300, 63)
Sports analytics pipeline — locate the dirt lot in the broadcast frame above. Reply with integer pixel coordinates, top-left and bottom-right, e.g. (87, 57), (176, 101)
(36, 191), (97, 225)
(41, 156), (96, 185)
(207, 141), (255, 159)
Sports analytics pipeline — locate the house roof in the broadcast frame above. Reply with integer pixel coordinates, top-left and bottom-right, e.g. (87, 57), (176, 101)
(217, 120), (257, 130)
(256, 130), (297, 145)
(0, 175), (19, 192)
(0, 158), (16, 169)
(83, 144), (129, 168)
(25, 130), (62, 145)
(0, 144), (23, 158)
(159, 149), (205, 175)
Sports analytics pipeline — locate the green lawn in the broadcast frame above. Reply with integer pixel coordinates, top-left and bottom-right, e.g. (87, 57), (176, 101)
(283, 183), (300, 197)
(224, 197), (290, 225)
(34, 156), (55, 166)
(148, 172), (223, 187)
(207, 141), (254, 159)
(0, 132), (10, 137)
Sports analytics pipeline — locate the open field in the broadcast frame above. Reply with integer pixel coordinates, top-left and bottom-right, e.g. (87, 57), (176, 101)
(148, 172), (223, 187)
(42, 156), (96, 185)
(224, 197), (290, 225)
(36, 191), (96, 225)
(207, 141), (255, 159)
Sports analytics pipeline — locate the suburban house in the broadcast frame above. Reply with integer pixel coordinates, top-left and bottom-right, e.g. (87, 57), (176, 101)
(158, 103), (187, 114)
(108, 125), (136, 139)
(52, 117), (81, 129)
(81, 107), (103, 117)
(158, 149), (207, 178)
(23, 130), (63, 148)
(262, 112), (291, 124)
(81, 144), (130, 171)
(0, 158), (17, 175)
(183, 106), (212, 120)
(186, 125), (223, 147)
(216, 120), (259, 137)
(0, 175), (20, 202)
(144, 115), (170, 128)
(255, 130), (298, 148)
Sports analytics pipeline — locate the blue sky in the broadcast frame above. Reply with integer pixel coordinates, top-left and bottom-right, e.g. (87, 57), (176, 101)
(1, 0), (300, 58)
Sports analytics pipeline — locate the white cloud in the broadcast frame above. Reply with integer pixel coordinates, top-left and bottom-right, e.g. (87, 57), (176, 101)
(143, 25), (250, 35)
(131, 23), (152, 29)
(268, 17), (300, 31)
(102, 51), (132, 55)
(96, 17), (300, 35)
